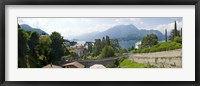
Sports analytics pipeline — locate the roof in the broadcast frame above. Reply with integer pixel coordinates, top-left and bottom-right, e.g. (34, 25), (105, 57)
(43, 64), (62, 68)
(89, 64), (106, 68)
(63, 61), (85, 68)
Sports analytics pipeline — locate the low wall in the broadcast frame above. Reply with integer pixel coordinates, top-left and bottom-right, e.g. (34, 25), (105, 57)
(130, 56), (182, 68)
(61, 57), (119, 68)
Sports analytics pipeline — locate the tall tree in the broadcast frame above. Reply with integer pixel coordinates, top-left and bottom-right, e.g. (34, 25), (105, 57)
(102, 37), (106, 48)
(106, 35), (110, 45)
(180, 28), (182, 37)
(110, 39), (121, 52)
(50, 32), (65, 64)
(165, 29), (167, 42)
(18, 28), (30, 68)
(27, 31), (40, 67)
(18, 24), (21, 28)
(92, 39), (102, 56)
(84, 42), (93, 53)
(35, 35), (52, 66)
(174, 21), (177, 37)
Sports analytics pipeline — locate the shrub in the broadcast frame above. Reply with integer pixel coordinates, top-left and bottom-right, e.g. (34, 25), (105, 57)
(119, 48), (128, 55)
(135, 42), (182, 53)
(174, 37), (182, 44)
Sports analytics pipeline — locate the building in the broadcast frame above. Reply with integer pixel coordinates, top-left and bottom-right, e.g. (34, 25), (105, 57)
(135, 41), (141, 49)
(62, 61), (85, 68)
(71, 44), (88, 57)
(43, 64), (62, 68)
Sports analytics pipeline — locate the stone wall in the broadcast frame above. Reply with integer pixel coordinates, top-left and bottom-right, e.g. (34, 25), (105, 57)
(129, 49), (182, 68)
(131, 56), (182, 68)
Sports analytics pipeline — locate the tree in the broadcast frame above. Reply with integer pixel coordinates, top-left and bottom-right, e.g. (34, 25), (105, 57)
(106, 35), (110, 45)
(35, 35), (52, 66)
(27, 31), (40, 67)
(165, 29), (167, 42)
(180, 28), (182, 37)
(110, 39), (121, 52)
(102, 37), (106, 48)
(141, 34), (158, 48)
(50, 32), (65, 64)
(169, 29), (181, 41)
(18, 24), (21, 28)
(92, 39), (102, 56)
(100, 45), (115, 58)
(170, 21), (182, 41)
(174, 21), (177, 37)
(18, 28), (30, 68)
(84, 42), (93, 53)
(28, 31), (40, 56)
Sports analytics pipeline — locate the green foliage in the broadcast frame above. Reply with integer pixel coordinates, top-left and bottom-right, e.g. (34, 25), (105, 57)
(174, 37), (182, 44)
(92, 36), (120, 57)
(50, 32), (65, 64)
(106, 35), (110, 45)
(18, 29), (71, 67)
(100, 45), (115, 58)
(28, 31), (39, 52)
(114, 58), (125, 66)
(84, 42), (93, 53)
(118, 59), (145, 68)
(110, 39), (121, 52)
(169, 21), (182, 41)
(27, 31), (41, 67)
(135, 42), (182, 53)
(141, 34), (158, 48)
(144, 63), (157, 68)
(119, 48), (128, 55)
(18, 28), (30, 68)
(165, 29), (167, 42)
(174, 21), (177, 37)
(92, 39), (102, 56)
(35, 35), (52, 65)
(128, 46), (135, 51)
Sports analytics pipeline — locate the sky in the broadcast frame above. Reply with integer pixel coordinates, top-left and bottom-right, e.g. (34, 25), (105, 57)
(18, 17), (182, 40)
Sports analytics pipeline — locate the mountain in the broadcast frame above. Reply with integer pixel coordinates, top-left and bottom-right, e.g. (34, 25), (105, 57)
(20, 24), (48, 35)
(74, 24), (165, 49)
(74, 24), (164, 41)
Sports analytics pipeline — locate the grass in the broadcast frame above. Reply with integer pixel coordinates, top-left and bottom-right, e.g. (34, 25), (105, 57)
(135, 41), (182, 53)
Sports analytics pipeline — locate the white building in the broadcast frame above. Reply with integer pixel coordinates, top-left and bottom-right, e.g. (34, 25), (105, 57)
(135, 41), (141, 49)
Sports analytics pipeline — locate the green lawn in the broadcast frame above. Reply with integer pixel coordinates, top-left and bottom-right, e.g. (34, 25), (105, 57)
(118, 59), (145, 68)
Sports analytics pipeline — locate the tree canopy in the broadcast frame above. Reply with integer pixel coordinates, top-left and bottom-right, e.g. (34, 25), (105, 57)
(141, 34), (158, 48)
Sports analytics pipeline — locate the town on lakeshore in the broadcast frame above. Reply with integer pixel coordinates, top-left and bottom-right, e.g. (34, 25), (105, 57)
(18, 18), (182, 68)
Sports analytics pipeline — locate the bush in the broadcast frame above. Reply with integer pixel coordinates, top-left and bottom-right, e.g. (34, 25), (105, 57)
(135, 42), (182, 53)
(119, 48), (128, 55)
(174, 37), (182, 44)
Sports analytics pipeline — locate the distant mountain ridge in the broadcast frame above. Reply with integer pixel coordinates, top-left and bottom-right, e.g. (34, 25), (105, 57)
(20, 24), (48, 35)
(74, 24), (165, 41)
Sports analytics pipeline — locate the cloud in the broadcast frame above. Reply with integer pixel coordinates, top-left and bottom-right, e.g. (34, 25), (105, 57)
(18, 18), (182, 40)
(149, 21), (183, 34)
